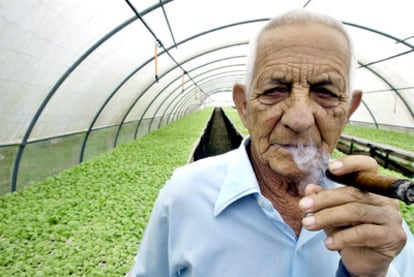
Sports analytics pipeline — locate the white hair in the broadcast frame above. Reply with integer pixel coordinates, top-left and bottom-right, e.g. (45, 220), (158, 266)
(244, 9), (356, 97)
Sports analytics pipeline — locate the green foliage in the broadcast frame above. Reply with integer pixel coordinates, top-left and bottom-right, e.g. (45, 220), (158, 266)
(341, 126), (414, 231)
(222, 107), (248, 136)
(375, 168), (414, 234)
(0, 108), (213, 276)
(344, 125), (414, 152)
(3, 107), (410, 276)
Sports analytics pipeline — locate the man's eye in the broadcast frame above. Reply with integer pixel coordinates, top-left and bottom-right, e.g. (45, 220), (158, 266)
(258, 87), (290, 104)
(313, 87), (336, 96)
(311, 87), (340, 107)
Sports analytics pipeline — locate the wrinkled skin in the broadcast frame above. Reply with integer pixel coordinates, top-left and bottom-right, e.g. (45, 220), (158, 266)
(233, 22), (406, 276)
(234, 22), (359, 180)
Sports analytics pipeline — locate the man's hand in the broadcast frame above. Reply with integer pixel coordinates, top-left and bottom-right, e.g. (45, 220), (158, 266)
(299, 155), (407, 277)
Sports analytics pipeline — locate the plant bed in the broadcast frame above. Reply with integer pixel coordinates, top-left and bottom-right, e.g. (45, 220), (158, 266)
(0, 108), (213, 276)
(344, 125), (414, 152)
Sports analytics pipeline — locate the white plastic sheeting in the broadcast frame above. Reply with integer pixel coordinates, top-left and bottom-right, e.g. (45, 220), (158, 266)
(1, 0), (414, 146)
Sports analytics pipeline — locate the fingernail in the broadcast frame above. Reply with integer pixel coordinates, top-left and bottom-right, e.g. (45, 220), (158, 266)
(302, 215), (315, 227)
(299, 197), (314, 210)
(329, 160), (343, 172)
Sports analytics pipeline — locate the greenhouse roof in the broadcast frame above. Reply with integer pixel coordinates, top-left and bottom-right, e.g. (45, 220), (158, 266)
(1, 0), (414, 148)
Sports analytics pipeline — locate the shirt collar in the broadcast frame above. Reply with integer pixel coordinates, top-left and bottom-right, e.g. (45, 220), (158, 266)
(213, 137), (331, 245)
(214, 137), (259, 217)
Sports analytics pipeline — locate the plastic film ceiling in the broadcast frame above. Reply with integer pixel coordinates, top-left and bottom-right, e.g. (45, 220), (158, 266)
(1, 0), (414, 144)
(1, 0), (414, 146)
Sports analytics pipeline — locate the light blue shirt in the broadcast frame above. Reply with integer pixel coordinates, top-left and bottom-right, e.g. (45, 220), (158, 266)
(130, 138), (414, 276)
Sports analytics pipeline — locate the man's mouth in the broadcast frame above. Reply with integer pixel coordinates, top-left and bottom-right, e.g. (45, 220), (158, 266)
(271, 142), (319, 166)
(271, 143), (312, 150)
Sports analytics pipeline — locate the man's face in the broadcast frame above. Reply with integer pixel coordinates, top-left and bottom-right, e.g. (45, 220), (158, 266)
(239, 22), (353, 178)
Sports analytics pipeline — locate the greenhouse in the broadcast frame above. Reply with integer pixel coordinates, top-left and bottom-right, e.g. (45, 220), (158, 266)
(0, 0), (413, 276)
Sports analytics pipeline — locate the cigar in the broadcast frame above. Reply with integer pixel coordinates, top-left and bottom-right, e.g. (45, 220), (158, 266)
(325, 170), (414, 204)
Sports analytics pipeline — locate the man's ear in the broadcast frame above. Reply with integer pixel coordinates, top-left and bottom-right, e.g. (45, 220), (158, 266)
(347, 89), (362, 119)
(232, 83), (249, 128)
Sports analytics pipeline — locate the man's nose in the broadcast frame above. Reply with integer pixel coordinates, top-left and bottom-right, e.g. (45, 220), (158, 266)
(280, 93), (315, 133)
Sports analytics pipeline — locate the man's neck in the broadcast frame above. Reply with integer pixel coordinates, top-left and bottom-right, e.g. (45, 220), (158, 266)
(248, 142), (305, 236)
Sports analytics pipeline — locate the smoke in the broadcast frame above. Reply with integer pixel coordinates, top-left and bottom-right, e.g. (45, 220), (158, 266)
(290, 139), (330, 191)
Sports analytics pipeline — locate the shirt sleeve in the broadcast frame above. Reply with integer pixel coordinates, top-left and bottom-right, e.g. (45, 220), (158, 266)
(388, 220), (414, 276)
(336, 259), (351, 277)
(128, 192), (170, 277)
(335, 259), (402, 277)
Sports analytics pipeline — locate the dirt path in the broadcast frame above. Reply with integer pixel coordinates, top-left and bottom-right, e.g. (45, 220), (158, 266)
(204, 108), (237, 156)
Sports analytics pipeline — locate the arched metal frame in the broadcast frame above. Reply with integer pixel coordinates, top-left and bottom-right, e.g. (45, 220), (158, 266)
(122, 21), (414, 148)
(344, 21), (414, 118)
(9, 1), (414, 192)
(148, 71), (246, 133)
(113, 42), (249, 148)
(143, 68), (246, 134)
(158, 70), (245, 117)
(10, 1), (174, 191)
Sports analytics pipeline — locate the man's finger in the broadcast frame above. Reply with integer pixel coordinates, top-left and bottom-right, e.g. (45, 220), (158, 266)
(328, 155), (378, 176)
(299, 186), (398, 214)
(302, 201), (402, 231)
(324, 223), (407, 253)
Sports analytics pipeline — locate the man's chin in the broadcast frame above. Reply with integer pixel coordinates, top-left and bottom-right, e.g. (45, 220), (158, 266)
(268, 160), (309, 179)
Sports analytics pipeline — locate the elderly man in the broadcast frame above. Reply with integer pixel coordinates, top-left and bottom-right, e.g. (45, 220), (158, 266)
(129, 9), (413, 276)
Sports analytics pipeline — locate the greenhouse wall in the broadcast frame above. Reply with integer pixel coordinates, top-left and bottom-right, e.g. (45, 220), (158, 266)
(0, 115), (182, 195)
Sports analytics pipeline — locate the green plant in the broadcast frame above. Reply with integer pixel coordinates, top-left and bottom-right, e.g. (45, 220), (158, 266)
(0, 108), (213, 276)
(344, 125), (414, 152)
